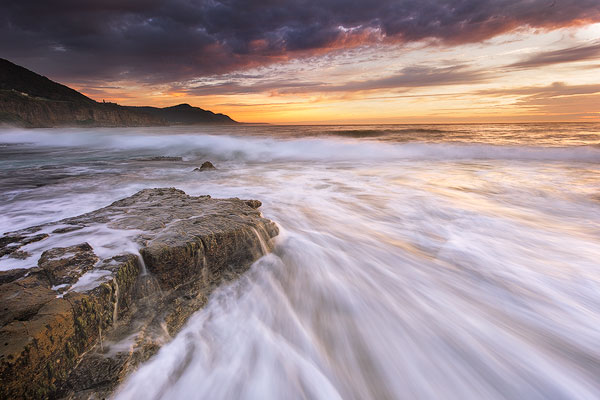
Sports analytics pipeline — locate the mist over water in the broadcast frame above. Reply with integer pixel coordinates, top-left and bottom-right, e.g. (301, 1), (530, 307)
(1, 123), (600, 399)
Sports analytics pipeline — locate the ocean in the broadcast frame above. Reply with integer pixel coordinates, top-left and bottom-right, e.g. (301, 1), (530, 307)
(1, 123), (600, 399)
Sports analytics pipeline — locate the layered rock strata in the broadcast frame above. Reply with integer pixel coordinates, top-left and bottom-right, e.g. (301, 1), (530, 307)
(0, 188), (278, 398)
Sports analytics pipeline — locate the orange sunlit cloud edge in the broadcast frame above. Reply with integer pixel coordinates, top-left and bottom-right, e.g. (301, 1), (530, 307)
(3, 1), (598, 124)
(74, 26), (600, 124)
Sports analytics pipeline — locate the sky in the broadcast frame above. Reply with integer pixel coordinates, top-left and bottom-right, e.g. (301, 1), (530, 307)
(2, 0), (600, 124)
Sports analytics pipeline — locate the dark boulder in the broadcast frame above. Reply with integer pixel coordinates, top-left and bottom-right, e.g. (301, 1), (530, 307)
(194, 161), (216, 171)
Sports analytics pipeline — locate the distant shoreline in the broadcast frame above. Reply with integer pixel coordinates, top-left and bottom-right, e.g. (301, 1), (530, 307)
(1, 58), (238, 128)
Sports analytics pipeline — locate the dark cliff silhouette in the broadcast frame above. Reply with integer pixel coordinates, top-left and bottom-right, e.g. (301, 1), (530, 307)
(0, 58), (237, 127)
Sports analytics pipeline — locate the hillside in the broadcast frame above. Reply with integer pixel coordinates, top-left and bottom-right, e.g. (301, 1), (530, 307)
(127, 103), (236, 124)
(0, 59), (236, 127)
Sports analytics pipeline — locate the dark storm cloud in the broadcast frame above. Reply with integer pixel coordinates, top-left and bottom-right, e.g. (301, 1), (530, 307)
(509, 41), (600, 68)
(2, 0), (599, 84)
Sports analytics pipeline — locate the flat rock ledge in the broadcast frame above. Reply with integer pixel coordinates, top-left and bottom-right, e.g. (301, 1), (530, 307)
(0, 188), (278, 399)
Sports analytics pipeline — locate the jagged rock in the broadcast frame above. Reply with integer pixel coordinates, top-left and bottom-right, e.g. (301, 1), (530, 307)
(0, 188), (278, 398)
(38, 243), (99, 285)
(0, 268), (30, 284)
(8, 250), (30, 259)
(244, 199), (262, 209)
(0, 252), (140, 399)
(0, 232), (48, 257)
(194, 161), (216, 171)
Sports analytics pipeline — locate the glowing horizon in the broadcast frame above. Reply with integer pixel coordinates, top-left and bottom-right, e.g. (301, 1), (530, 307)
(73, 24), (600, 124)
(3, 2), (599, 124)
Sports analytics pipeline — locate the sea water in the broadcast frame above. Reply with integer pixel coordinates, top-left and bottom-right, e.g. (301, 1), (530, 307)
(1, 123), (599, 399)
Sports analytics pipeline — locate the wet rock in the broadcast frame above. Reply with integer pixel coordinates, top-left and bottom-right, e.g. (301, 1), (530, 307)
(244, 199), (262, 209)
(0, 233), (48, 257)
(38, 243), (99, 286)
(0, 297), (77, 398)
(52, 225), (84, 234)
(8, 250), (30, 259)
(0, 268), (30, 284)
(135, 156), (183, 162)
(194, 160), (216, 171)
(0, 274), (54, 326)
(0, 188), (278, 398)
(67, 352), (130, 393)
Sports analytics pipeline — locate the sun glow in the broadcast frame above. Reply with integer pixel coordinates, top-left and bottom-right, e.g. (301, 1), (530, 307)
(69, 24), (600, 124)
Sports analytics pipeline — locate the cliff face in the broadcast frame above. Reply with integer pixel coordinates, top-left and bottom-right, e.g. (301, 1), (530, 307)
(0, 58), (237, 127)
(0, 90), (164, 127)
(0, 58), (163, 127)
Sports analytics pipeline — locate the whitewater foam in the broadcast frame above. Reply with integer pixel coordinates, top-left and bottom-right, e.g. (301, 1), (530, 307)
(1, 127), (600, 164)
(2, 124), (600, 399)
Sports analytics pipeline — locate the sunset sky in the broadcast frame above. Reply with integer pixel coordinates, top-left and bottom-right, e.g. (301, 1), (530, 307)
(2, 0), (600, 123)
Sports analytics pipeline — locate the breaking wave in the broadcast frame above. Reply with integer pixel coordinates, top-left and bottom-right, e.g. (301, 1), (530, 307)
(1, 128), (599, 163)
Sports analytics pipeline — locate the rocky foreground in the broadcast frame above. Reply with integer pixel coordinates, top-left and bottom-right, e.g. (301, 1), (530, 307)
(0, 188), (278, 398)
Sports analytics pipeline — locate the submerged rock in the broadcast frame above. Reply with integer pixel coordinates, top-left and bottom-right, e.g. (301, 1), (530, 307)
(194, 161), (216, 171)
(0, 188), (278, 398)
(52, 226), (84, 234)
(0, 232), (48, 257)
(7, 250), (30, 260)
(135, 156), (183, 162)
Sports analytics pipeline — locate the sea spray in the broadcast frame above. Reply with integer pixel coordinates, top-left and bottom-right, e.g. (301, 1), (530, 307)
(113, 277), (120, 323)
(251, 227), (270, 256)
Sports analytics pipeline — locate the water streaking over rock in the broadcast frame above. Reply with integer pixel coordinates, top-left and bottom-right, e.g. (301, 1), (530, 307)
(1, 123), (600, 399)
(0, 188), (278, 398)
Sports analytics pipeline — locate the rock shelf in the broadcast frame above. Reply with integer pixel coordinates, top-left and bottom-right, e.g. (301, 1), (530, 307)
(0, 188), (278, 398)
